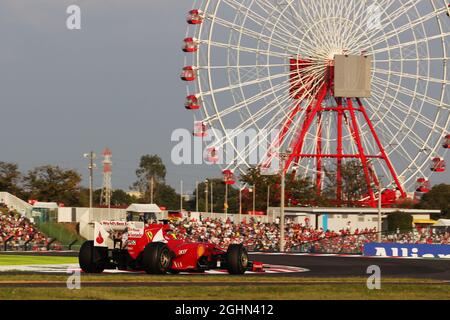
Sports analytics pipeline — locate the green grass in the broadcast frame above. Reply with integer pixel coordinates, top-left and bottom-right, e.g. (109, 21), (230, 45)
(0, 284), (448, 300)
(0, 255), (78, 266)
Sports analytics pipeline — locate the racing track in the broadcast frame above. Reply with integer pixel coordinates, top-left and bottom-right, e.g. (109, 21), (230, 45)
(250, 253), (450, 280)
(1, 251), (449, 281)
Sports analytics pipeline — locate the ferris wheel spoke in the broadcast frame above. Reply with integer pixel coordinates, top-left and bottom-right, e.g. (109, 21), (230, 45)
(370, 32), (450, 56)
(372, 74), (449, 113)
(338, 0), (405, 51)
(374, 80), (446, 134)
(203, 40), (292, 59)
(220, 0), (304, 47)
(200, 70), (292, 96)
(208, 15), (300, 53)
(364, 5), (448, 50)
(213, 66), (325, 122)
(370, 84), (436, 152)
(352, 0), (424, 49)
(363, 106), (428, 178)
(375, 57), (449, 63)
(205, 78), (296, 122)
(374, 68), (449, 86)
(238, 81), (328, 158)
(223, 0), (306, 45)
(370, 82), (437, 136)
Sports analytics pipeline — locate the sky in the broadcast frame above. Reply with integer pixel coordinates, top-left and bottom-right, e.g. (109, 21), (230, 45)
(0, 0), (221, 194)
(0, 1), (448, 195)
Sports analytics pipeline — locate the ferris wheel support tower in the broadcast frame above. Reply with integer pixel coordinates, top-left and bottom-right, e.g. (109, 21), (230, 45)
(281, 55), (407, 207)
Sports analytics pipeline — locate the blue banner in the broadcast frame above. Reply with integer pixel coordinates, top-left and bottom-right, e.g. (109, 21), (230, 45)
(364, 243), (450, 259)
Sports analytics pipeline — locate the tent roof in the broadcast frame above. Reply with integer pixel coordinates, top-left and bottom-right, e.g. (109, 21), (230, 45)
(126, 203), (162, 213)
(32, 202), (59, 209)
(433, 219), (450, 227)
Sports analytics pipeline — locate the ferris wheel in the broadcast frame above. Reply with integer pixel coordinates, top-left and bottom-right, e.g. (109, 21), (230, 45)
(181, 0), (450, 207)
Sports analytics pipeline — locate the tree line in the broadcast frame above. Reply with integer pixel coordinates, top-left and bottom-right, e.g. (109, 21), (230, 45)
(0, 157), (448, 218)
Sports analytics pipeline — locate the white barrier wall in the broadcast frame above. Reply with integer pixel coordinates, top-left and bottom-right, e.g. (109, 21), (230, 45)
(0, 192), (33, 217)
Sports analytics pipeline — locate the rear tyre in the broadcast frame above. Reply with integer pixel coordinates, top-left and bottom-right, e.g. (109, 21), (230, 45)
(226, 244), (248, 275)
(142, 242), (172, 274)
(79, 241), (107, 273)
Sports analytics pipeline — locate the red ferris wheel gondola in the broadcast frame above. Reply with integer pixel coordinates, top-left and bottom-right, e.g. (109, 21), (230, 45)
(207, 147), (219, 163)
(182, 38), (199, 53)
(187, 10), (203, 25)
(223, 169), (235, 185)
(185, 95), (201, 110)
(181, 66), (196, 81)
(193, 121), (208, 137)
(431, 157), (446, 172)
(443, 134), (450, 149)
(416, 178), (430, 193)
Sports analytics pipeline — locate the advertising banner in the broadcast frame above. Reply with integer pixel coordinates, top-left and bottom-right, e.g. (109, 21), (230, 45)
(364, 243), (450, 259)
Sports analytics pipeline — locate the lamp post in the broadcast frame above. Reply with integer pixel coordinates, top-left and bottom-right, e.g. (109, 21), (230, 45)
(180, 180), (183, 211)
(83, 151), (96, 211)
(239, 186), (243, 223)
(205, 179), (209, 215)
(252, 184), (256, 214)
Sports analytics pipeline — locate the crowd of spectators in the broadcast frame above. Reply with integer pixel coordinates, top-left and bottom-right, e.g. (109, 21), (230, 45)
(0, 204), (58, 251)
(171, 217), (450, 253)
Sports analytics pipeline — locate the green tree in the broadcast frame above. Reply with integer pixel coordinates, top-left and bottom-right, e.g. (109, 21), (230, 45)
(417, 184), (450, 219)
(323, 160), (369, 205)
(189, 178), (239, 213)
(23, 165), (82, 206)
(239, 166), (319, 212)
(150, 182), (179, 210)
(387, 211), (413, 232)
(131, 155), (180, 209)
(92, 189), (138, 207)
(0, 162), (22, 196)
(132, 154), (167, 193)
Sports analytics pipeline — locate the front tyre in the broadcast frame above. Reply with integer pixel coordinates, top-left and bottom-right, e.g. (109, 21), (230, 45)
(78, 241), (107, 273)
(142, 242), (172, 274)
(226, 244), (249, 275)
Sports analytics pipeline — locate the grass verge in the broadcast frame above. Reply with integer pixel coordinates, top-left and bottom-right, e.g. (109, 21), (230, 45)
(0, 255), (78, 266)
(0, 283), (448, 300)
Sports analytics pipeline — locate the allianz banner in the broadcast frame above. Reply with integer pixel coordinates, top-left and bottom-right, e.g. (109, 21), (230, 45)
(364, 243), (450, 259)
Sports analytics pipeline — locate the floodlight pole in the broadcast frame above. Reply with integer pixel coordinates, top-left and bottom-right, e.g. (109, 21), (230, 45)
(195, 181), (199, 212)
(239, 187), (242, 223)
(377, 182), (382, 243)
(279, 150), (291, 252)
(224, 183), (228, 221)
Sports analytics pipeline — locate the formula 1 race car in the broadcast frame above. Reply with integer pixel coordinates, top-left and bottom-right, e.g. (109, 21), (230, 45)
(79, 220), (263, 274)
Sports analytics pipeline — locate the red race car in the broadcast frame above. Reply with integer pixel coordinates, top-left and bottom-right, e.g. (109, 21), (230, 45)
(79, 220), (263, 274)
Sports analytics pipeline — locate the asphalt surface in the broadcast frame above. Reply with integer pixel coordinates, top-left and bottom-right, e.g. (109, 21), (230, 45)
(250, 254), (450, 280)
(1, 251), (450, 280)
